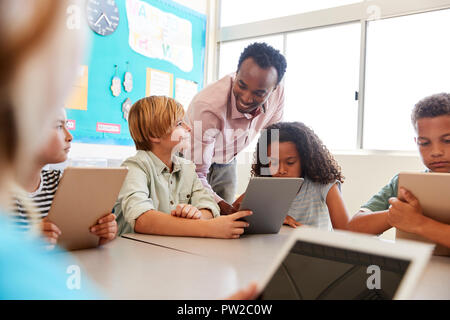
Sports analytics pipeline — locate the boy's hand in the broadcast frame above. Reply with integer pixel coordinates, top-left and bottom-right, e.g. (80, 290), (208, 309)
(218, 200), (238, 215)
(171, 204), (202, 219)
(206, 210), (252, 239)
(283, 215), (301, 228)
(387, 187), (427, 234)
(90, 213), (117, 246)
(41, 217), (61, 244)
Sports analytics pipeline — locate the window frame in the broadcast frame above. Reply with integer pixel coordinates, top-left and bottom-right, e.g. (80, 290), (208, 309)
(209, 0), (450, 152)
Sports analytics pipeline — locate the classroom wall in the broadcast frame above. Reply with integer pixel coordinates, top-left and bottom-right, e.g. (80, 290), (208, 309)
(67, 0), (208, 162)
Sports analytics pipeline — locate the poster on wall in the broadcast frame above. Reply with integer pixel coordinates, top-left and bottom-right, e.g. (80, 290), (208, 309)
(175, 78), (198, 109)
(146, 68), (174, 97)
(126, 0), (194, 72)
(65, 0), (206, 146)
(65, 65), (89, 111)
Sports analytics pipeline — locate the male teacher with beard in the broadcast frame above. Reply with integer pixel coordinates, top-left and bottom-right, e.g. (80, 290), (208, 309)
(185, 42), (287, 214)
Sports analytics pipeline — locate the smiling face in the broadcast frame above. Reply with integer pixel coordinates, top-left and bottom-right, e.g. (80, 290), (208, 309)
(415, 115), (450, 173)
(36, 108), (73, 165)
(232, 58), (278, 114)
(267, 141), (302, 178)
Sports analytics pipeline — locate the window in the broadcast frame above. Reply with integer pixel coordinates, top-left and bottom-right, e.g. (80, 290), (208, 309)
(285, 23), (361, 150)
(220, 0), (362, 27)
(217, 2), (450, 152)
(218, 35), (284, 79)
(364, 9), (450, 150)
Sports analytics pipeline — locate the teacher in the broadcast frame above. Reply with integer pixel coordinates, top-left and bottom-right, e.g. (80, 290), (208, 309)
(185, 42), (287, 214)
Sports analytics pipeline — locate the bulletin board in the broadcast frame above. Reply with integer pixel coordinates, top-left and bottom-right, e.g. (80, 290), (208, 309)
(66, 0), (206, 146)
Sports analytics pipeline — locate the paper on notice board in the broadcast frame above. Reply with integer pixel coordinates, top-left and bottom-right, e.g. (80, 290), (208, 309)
(65, 65), (88, 110)
(146, 68), (173, 98)
(175, 78), (198, 109)
(126, 0), (193, 72)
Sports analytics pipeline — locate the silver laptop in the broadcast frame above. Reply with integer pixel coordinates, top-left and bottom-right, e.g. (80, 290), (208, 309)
(257, 227), (433, 300)
(239, 177), (303, 234)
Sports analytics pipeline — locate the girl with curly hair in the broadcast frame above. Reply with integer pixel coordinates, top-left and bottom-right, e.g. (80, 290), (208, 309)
(234, 121), (350, 231)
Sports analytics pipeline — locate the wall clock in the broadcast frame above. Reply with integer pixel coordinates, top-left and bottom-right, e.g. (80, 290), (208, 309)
(86, 0), (120, 36)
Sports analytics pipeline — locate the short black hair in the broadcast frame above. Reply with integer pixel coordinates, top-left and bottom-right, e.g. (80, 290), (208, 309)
(412, 93), (450, 128)
(237, 42), (287, 85)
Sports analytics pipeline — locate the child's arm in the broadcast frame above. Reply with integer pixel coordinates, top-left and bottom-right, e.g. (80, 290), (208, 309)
(170, 204), (214, 219)
(346, 175), (398, 235)
(326, 184), (351, 230)
(346, 210), (391, 235)
(199, 209), (213, 219)
(189, 169), (221, 218)
(388, 187), (450, 248)
(134, 209), (253, 239)
(171, 204), (202, 219)
(90, 213), (117, 245)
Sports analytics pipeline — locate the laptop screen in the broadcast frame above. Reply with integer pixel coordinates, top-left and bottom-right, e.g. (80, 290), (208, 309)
(259, 240), (411, 300)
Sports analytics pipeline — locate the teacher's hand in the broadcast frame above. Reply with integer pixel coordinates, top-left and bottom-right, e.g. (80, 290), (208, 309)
(218, 200), (238, 215)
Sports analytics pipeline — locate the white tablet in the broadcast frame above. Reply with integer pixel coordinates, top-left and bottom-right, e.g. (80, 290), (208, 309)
(239, 177), (303, 234)
(257, 227), (433, 300)
(397, 172), (450, 256)
(47, 167), (128, 251)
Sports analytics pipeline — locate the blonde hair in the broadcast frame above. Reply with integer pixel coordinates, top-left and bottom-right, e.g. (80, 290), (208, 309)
(128, 96), (185, 150)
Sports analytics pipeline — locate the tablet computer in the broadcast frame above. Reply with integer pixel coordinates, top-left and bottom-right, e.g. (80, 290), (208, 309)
(397, 172), (450, 256)
(238, 177), (303, 234)
(47, 167), (128, 251)
(257, 227), (433, 300)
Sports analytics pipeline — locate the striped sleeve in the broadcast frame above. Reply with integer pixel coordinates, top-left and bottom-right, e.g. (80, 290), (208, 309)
(11, 170), (62, 231)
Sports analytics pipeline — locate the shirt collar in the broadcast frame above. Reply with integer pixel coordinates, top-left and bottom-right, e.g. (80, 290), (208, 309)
(146, 151), (181, 175)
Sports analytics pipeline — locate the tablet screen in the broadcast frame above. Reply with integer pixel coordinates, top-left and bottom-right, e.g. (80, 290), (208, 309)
(259, 240), (411, 300)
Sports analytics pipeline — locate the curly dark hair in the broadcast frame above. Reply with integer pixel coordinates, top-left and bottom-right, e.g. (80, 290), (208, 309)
(237, 42), (287, 85)
(251, 122), (344, 184)
(411, 93), (450, 128)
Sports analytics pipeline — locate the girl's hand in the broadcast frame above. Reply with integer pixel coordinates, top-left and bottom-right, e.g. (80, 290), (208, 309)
(283, 215), (301, 228)
(171, 204), (202, 219)
(41, 217), (61, 244)
(205, 210), (252, 239)
(90, 213), (117, 246)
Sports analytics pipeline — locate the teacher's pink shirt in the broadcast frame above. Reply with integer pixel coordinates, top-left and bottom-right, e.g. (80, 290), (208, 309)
(184, 73), (285, 202)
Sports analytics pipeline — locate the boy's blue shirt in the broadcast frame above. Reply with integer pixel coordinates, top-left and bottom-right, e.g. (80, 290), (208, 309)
(0, 211), (100, 300)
